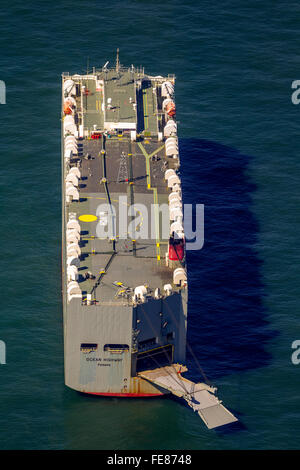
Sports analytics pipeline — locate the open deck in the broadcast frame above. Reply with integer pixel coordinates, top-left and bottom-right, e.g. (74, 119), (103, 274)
(63, 64), (182, 305)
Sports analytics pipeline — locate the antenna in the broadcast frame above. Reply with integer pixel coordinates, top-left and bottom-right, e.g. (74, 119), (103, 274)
(86, 56), (89, 75)
(116, 48), (120, 73)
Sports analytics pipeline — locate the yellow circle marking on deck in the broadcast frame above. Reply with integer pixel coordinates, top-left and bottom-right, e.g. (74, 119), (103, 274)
(78, 214), (98, 222)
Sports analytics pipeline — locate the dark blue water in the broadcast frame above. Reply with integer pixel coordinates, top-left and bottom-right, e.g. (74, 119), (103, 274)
(0, 0), (300, 449)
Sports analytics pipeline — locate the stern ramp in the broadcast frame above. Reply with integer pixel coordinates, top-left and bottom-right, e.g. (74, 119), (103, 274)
(139, 365), (238, 429)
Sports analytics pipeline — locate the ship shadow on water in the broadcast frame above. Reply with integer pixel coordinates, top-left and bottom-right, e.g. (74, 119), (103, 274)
(180, 138), (278, 395)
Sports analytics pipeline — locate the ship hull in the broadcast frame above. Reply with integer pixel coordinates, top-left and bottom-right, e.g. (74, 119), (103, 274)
(61, 64), (188, 397)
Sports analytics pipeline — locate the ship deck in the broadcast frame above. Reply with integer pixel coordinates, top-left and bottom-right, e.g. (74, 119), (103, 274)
(70, 136), (173, 303)
(64, 67), (180, 304)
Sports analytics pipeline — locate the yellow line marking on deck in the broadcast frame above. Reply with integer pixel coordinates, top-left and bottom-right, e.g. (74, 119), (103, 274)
(137, 142), (164, 261)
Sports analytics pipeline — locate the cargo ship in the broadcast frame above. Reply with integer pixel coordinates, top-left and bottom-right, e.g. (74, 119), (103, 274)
(61, 52), (237, 429)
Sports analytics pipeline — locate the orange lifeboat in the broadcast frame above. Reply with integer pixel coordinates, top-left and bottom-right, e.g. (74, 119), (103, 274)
(166, 101), (176, 117)
(64, 98), (74, 115)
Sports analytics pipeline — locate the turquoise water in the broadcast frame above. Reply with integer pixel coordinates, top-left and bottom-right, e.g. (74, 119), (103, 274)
(0, 0), (300, 449)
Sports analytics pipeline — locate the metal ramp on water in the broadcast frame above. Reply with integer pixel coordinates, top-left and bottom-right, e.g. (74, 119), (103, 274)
(138, 365), (238, 430)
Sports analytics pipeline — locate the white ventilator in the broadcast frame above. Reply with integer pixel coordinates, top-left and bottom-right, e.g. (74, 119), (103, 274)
(163, 284), (173, 296)
(134, 285), (147, 301)
(154, 288), (161, 299)
(173, 268), (187, 286)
